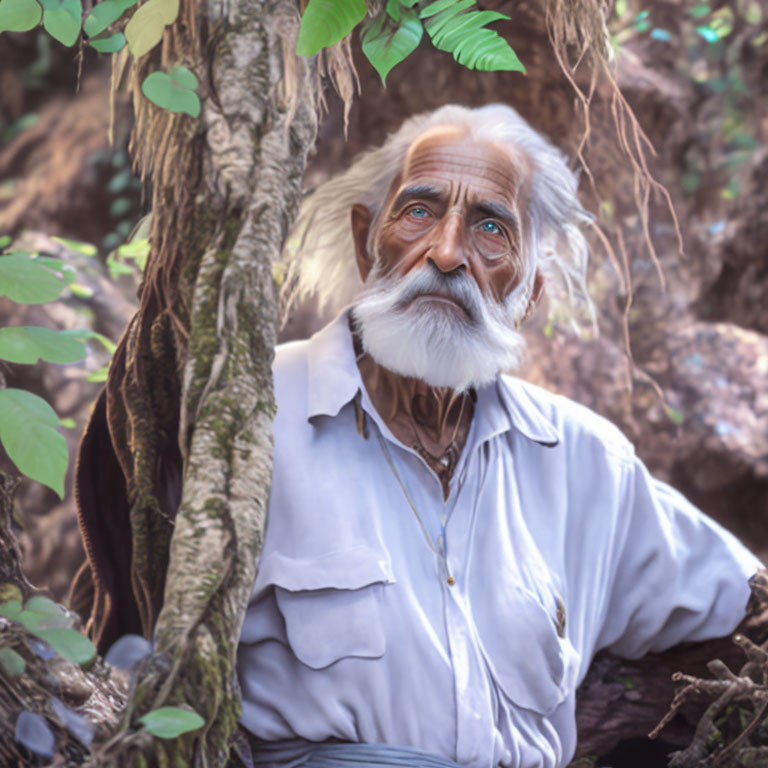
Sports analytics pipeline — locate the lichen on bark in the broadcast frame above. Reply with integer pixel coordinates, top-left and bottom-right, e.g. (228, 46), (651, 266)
(83, 1), (319, 765)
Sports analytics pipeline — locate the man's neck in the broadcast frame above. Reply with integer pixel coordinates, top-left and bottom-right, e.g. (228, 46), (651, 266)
(353, 333), (474, 498)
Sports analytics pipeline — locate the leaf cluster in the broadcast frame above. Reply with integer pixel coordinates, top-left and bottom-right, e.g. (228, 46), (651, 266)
(0, 596), (204, 758)
(296, 0), (525, 84)
(0, 0), (201, 116)
(0, 239), (115, 496)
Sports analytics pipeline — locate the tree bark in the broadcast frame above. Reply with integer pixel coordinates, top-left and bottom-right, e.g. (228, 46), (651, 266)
(75, 1), (319, 765)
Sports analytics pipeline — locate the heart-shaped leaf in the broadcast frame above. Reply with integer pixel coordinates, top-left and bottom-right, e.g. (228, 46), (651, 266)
(141, 66), (200, 117)
(124, 0), (178, 57)
(0, 647), (26, 677)
(0, 388), (67, 497)
(0, 253), (70, 304)
(33, 628), (96, 666)
(0, 599), (23, 621)
(296, 0), (366, 57)
(89, 30), (125, 51)
(16, 595), (72, 631)
(14, 710), (55, 758)
(138, 706), (205, 739)
(42, 0), (81, 46)
(0, 0), (42, 34)
(83, 0), (135, 36)
(0, 327), (87, 364)
(104, 633), (153, 669)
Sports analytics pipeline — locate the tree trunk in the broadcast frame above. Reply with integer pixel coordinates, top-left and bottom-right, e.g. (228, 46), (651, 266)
(73, 1), (319, 765)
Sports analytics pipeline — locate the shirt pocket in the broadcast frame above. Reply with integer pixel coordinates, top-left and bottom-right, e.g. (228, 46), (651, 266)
(255, 545), (395, 670)
(475, 584), (578, 715)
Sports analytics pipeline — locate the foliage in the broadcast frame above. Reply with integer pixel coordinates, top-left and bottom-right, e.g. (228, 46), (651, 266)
(0, 596), (96, 664)
(0, 0), (523, 105)
(0, 242), (116, 496)
(299, 0), (525, 84)
(141, 64), (200, 117)
(0, 0), (197, 115)
(0, 597), (203, 756)
(138, 707), (206, 739)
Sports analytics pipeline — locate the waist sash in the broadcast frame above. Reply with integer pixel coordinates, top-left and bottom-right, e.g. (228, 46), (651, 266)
(243, 738), (468, 768)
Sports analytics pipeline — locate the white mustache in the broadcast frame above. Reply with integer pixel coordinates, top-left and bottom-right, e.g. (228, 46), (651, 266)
(382, 265), (486, 325)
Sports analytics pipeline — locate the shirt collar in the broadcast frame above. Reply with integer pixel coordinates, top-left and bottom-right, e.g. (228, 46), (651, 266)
(306, 309), (361, 421)
(304, 309), (560, 447)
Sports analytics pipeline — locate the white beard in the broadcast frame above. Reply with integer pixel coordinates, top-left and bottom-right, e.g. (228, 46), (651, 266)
(352, 264), (533, 392)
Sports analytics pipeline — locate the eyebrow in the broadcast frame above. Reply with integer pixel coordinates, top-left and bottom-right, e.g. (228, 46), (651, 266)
(391, 184), (445, 212)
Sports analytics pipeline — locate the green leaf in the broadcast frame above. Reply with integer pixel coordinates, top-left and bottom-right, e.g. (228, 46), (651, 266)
(83, 0), (135, 36)
(0, 326), (87, 364)
(86, 365), (109, 382)
(0, 235), (11, 249)
(0, 0), (42, 34)
(0, 584), (23, 602)
(42, 0), (81, 46)
(419, 0), (473, 19)
(0, 253), (69, 303)
(0, 389), (66, 498)
(422, 0), (524, 72)
(69, 282), (93, 298)
(124, 0), (178, 57)
(141, 67), (200, 117)
(36, 255), (76, 279)
(16, 595), (72, 631)
(690, 3), (710, 18)
(33, 627), (96, 665)
(138, 706), (205, 739)
(696, 25), (719, 42)
(110, 195), (134, 217)
(51, 236), (96, 256)
(0, 600), (23, 621)
(117, 237), (149, 269)
(666, 405), (684, 425)
(106, 252), (135, 277)
(89, 30), (125, 51)
(296, 0), (366, 57)
(0, 647), (25, 677)
(68, 328), (117, 354)
(362, 9), (423, 85)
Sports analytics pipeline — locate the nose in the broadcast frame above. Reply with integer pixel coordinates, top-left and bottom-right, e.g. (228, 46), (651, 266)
(429, 214), (467, 274)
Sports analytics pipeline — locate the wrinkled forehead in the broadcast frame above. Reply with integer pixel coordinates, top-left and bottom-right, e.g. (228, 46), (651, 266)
(399, 125), (532, 199)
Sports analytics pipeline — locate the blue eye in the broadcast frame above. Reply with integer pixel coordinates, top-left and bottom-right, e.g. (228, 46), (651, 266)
(481, 220), (501, 234)
(409, 207), (429, 218)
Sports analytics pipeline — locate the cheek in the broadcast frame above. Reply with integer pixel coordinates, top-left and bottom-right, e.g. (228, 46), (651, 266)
(486, 257), (525, 302)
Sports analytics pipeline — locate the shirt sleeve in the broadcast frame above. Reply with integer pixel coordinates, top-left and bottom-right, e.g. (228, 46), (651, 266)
(595, 455), (762, 659)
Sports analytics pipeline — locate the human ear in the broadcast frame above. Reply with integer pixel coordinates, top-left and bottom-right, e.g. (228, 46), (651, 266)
(351, 204), (374, 282)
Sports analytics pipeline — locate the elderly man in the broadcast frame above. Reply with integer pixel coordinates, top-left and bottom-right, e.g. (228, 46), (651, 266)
(236, 104), (760, 768)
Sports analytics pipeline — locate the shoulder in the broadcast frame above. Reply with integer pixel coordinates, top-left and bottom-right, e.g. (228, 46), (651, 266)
(499, 375), (636, 466)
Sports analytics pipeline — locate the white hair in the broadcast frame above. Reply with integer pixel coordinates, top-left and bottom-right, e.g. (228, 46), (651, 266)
(281, 103), (594, 325)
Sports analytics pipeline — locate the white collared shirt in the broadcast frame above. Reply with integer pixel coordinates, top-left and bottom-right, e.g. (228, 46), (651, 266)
(237, 311), (760, 768)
